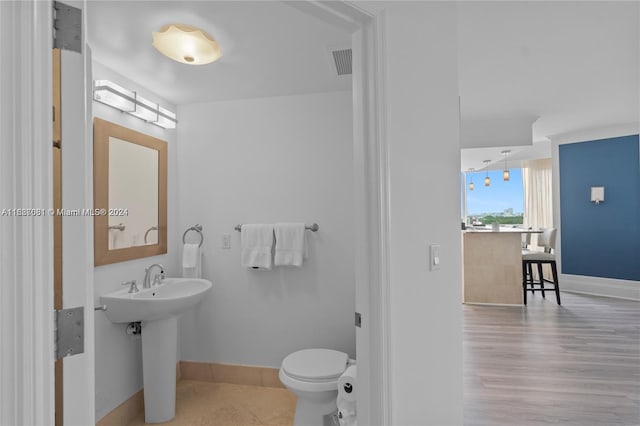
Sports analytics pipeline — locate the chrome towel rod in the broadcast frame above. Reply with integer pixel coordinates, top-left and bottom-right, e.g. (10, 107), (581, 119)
(234, 223), (319, 232)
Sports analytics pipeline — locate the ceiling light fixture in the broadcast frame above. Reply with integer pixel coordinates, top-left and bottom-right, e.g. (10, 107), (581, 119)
(152, 24), (221, 65)
(501, 150), (511, 181)
(468, 168), (475, 191)
(93, 80), (177, 129)
(483, 160), (491, 187)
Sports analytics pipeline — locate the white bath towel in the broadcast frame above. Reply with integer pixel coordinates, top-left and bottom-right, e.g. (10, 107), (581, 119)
(274, 223), (306, 267)
(241, 224), (274, 270)
(182, 243), (201, 278)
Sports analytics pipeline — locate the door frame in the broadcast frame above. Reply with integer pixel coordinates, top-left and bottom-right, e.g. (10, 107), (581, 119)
(2, 1), (391, 424)
(288, 2), (392, 424)
(0, 1), (55, 424)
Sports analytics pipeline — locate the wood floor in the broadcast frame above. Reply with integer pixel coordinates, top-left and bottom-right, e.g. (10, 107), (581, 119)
(464, 292), (640, 426)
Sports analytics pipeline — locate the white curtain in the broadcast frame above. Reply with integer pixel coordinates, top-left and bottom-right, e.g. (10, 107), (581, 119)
(522, 158), (553, 249)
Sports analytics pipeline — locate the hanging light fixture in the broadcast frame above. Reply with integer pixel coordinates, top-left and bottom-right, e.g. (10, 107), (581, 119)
(483, 160), (491, 186)
(468, 168), (475, 191)
(501, 150), (511, 181)
(152, 24), (222, 65)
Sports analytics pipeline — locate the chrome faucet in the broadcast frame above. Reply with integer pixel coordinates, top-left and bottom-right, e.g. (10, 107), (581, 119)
(143, 263), (165, 288)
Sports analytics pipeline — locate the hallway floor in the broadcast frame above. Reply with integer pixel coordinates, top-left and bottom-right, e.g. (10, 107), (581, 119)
(127, 381), (295, 426)
(464, 292), (640, 426)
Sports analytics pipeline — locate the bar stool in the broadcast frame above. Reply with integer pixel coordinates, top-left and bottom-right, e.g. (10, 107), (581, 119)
(521, 228), (533, 283)
(522, 228), (560, 305)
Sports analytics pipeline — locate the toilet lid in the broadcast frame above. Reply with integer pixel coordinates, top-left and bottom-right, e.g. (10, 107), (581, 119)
(282, 349), (348, 381)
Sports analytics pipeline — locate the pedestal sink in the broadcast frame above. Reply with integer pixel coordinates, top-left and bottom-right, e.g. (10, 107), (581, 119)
(101, 278), (212, 423)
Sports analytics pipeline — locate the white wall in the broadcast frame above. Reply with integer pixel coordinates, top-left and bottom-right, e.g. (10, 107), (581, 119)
(177, 91), (355, 367)
(379, 2), (464, 425)
(92, 61), (180, 421)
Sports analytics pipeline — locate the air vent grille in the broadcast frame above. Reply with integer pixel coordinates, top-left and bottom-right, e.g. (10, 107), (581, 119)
(332, 48), (352, 76)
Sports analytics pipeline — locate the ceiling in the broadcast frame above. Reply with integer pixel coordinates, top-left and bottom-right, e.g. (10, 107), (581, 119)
(87, 1), (639, 171)
(457, 1), (639, 171)
(87, 1), (351, 105)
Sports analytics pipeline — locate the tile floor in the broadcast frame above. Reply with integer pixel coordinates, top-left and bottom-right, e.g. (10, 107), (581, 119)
(127, 380), (295, 426)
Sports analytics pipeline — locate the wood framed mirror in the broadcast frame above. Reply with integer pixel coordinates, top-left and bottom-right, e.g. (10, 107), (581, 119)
(94, 118), (167, 266)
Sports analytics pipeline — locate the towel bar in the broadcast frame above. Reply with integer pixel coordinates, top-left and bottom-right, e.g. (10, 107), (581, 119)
(183, 224), (204, 247)
(234, 223), (319, 232)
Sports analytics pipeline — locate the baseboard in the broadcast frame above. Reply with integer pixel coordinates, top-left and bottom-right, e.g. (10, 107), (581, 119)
(464, 302), (524, 307)
(560, 274), (640, 300)
(96, 389), (144, 426)
(179, 361), (285, 388)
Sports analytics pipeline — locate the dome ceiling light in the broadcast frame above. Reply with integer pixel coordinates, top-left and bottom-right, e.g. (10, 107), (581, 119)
(152, 24), (221, 65)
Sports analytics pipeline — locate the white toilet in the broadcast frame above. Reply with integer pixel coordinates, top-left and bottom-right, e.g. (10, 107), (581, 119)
(279, 348), (352, 426)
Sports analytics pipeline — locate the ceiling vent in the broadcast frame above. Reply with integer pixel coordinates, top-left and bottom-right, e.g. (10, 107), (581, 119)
(331, 48), (352, 76)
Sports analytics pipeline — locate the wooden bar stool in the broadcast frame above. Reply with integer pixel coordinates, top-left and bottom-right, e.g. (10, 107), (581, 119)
(522, 228), (560, 305)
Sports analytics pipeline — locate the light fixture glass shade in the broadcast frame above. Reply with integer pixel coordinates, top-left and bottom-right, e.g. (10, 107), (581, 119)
(154, 106), (177, 129)
(485, 176), (490, 186)
(503, 169), (510, 181)
(129, 95), (159, 122)
(153, 24), (222, 65)
(94, 80), (135, 112)
(469, 181), (474, 191)
(92, 80), (178, 129)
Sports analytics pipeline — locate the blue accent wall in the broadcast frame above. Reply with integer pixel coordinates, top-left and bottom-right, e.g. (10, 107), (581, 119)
(559, 134), (640, 281)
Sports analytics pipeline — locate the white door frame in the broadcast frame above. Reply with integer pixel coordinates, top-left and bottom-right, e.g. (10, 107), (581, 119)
(1, 1), (95, 424)
(2, 1), (391, 424)
(0, 1), (55, 424)
(287, 2), (392, 424)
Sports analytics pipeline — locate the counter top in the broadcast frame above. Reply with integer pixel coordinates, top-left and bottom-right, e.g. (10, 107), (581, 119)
(464, 227), (541, 234)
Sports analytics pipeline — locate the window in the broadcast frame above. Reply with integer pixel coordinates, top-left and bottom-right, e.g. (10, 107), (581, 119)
(464, 168), (524, 225)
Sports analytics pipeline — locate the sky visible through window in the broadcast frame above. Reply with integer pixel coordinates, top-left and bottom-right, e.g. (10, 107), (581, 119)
(466, 169), (523, 216)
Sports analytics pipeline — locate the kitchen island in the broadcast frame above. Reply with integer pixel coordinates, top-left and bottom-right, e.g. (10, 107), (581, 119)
(462, 228), (539, 305)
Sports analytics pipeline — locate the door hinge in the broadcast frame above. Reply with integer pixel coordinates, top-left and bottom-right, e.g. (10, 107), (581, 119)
(54, 306), (84, 359)
(53, 1), (82, 53)
(355, 312), (362, 328)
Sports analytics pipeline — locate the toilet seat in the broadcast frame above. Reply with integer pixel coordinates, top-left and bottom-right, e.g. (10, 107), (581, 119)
(282, 348), (348, 382)
(280, 349), (348, 392)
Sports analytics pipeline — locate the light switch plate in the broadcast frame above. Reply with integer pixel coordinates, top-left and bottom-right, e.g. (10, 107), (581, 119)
(429, 244), (441, 271)
(222, 233), (231, 249)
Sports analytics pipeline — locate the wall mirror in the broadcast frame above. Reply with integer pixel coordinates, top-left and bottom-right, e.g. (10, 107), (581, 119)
(94, 118), (167, 266)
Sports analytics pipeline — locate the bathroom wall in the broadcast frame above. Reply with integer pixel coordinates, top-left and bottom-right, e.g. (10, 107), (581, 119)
(177, 91), (355, 367)
(92, 61), (180, 421)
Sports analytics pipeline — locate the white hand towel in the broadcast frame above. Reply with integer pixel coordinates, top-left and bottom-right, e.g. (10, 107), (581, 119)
(182, 243), (201, 278)
(274, 223), (306, 267)
(241, 224), (274, 270)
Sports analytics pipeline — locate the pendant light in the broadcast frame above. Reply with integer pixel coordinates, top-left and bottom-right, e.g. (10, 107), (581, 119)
(468, 168), (475, 191)
(501, 150), (511, 181)
(483, 160), (491, 186)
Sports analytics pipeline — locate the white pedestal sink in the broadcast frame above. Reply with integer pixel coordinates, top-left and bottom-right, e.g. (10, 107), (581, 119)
(101, 278), (212, 423)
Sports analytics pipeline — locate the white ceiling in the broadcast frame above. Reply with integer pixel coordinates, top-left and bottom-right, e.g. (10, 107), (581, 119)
(86, 1), (639, 172)
(87, 1), (351, 105)
(457, 1), (639, 171)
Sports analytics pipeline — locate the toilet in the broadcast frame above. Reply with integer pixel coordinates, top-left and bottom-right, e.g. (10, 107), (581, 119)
(279, 348), (352, 426)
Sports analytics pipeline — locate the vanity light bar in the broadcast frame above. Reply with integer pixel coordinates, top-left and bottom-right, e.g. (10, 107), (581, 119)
(93, 80), (177, 129)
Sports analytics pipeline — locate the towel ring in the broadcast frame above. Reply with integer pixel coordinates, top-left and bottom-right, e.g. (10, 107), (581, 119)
(144, 225), (158, 244)
(183, 224), (204, 247)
